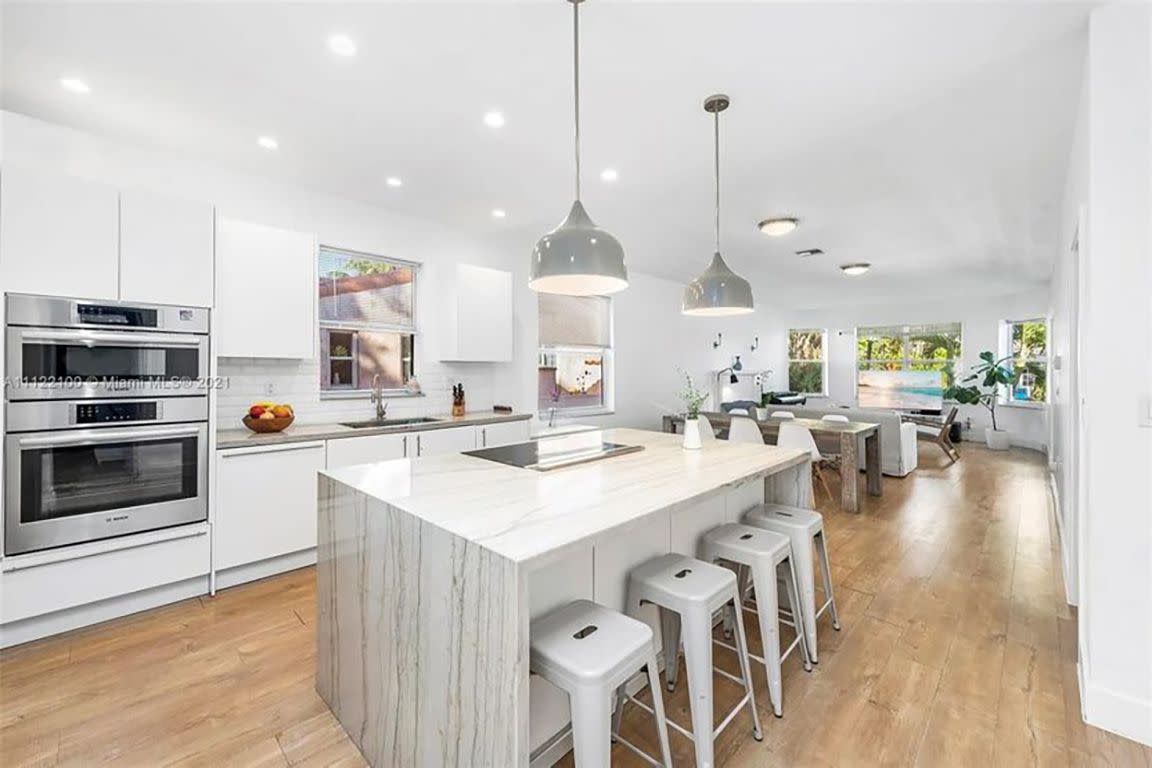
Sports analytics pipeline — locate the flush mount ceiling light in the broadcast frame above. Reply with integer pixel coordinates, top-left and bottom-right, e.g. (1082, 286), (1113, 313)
(385, 177), (403, 188)
(327, 34), (357, 57)
(841, 262), (871, 276)
(758, 216), (799, 237)
(600, 168), (618, 183)
(529, 0), (628, 296)
(59, 77), (90, 94)
(796, 248), (824, 257)
(491, 208), (506, 219)
(256, 135), (279, 150)
(682, 94), (754, 317)
(483, 111), (505, 128)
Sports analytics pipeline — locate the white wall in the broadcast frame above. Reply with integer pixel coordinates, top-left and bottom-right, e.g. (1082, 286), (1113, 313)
(1, 111), (523, 425)
(786, 290), (1051, 451)
(1053, 5), (1152, 747)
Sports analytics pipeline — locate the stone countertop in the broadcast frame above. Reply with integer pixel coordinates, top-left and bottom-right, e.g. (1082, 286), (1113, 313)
(320, 427), (809, 565)
(216, 411), (532, 450)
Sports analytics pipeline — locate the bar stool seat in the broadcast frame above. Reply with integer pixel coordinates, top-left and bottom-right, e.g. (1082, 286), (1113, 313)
(701, 523), (812, 717)
(626, 554), (763, 768)
(530, 600), (673, 767)
(743, 503), (841, 663)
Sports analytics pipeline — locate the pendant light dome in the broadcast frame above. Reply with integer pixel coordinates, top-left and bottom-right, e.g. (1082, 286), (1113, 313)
(683, 94), (754, 316)
(530, 0), (628, 296)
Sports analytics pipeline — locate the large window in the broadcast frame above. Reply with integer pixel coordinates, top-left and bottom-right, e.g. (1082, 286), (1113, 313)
(318, 247), (417, 393)
(1001, 319), (1048, 403)
(788, 329), (827, 395)
(538, 294), (612, 415)
(857, 323), (962, 386)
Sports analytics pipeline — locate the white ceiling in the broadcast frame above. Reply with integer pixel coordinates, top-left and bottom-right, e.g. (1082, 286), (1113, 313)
(1, 1), (1089, 308)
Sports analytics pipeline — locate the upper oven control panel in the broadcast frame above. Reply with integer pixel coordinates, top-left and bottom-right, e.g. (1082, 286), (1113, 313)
(75, 402), (159, 424)
(6, 293), (209, 335)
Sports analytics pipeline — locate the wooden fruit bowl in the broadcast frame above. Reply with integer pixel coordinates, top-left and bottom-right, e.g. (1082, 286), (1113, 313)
(242, 415), (295, 433)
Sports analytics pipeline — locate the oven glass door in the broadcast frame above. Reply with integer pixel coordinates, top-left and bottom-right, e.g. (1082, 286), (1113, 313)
(5, 425), (208, 555)
(21, 342), (200, 383)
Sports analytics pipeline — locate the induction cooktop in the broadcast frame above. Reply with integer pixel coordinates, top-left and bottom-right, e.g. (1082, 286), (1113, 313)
(463, 437), (643, 471)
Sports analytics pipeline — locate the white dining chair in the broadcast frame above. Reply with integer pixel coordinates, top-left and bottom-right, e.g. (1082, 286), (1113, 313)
(821, 414), (850, 423)
(776, 423), (834, 502)
(727, 416), (765, 445)
(728, 408), (750, 416)
(697, 414), (718, 444)
(769, 411), (795, 420)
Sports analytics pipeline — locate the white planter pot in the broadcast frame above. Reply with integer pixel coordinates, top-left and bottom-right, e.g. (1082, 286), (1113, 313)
(985, 427), (1011, 451)
(682, 417), (702, 450)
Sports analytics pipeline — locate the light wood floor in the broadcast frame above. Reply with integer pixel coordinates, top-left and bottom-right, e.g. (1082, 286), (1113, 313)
(2, 442), (1150, 767)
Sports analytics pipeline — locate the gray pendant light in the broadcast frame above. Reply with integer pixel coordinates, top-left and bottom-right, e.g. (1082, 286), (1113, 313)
(530, 0), (628, 296)
(682, 94), (754, 316)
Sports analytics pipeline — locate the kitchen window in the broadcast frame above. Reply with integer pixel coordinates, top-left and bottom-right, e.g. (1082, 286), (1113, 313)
(787, 329), (827, 395)
(857, 322), (962, 386)
(318, 247), (417, 394)
(1000, 318), (1048, 404)
(538, 294), (612, 416)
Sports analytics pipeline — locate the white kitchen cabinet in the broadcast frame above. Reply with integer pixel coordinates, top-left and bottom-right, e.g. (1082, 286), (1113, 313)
(326, 433), (408, 468)
(0, 167), (119, 300)
(214, 442), (326, 570)
(119, 189), (214, 307)
(438, 264), (513, 362)
(477, 419), (530, 449)
(215, 217), (316, 359)
(412, 426), (476, 457)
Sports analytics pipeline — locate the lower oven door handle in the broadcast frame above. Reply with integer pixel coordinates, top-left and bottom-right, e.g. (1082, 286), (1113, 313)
(17, 425), (203, 448)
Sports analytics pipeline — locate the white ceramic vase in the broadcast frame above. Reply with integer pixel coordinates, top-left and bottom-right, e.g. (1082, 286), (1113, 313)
(682, 417), (702, 450)
(985, 427), (1011, 451)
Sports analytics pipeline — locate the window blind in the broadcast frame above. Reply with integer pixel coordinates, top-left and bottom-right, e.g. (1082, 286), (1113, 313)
(538, 294), (611, 347)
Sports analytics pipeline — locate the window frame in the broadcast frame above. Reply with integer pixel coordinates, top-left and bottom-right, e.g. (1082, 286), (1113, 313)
(999, 317), (1050, 408)
(855, 323), (963, 396)
(537, 296), (615, 418)
(317, 245), (421, 399)
(787, 328), (829, 397)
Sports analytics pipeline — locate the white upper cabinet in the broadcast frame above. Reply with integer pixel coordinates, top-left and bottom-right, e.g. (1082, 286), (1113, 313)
(439, 264), (513, 362)
(119, 189), (214, 308)
(215, 216), (316, 359)
(0, 168), (119, 300)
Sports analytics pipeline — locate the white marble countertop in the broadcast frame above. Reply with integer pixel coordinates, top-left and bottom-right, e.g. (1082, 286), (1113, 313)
(321, 428), (809, 564)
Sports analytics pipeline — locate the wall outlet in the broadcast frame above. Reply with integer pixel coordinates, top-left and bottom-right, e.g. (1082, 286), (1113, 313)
(264, 382), (276, 396)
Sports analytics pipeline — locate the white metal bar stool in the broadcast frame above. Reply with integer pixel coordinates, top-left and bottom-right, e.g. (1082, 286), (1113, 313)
(530, 600), (674, 767)
(701, 523), (812, 717)
(626, 553), (763, 768)
(743, 504), (840, 663)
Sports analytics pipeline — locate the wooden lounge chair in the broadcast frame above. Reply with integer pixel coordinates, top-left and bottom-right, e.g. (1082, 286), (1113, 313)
(902, 406), (961, 464)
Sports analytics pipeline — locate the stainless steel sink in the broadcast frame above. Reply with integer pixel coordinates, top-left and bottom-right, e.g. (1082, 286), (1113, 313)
(340, 417), (442, 429)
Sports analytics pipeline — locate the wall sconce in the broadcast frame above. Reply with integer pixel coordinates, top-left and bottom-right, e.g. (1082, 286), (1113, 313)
(712, 333), (723, 349)
(750, 336), (759, 351)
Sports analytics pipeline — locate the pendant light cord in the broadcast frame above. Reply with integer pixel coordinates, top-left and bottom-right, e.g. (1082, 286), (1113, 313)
(714, 108), (721, 253)
(573, 0), (582, 201)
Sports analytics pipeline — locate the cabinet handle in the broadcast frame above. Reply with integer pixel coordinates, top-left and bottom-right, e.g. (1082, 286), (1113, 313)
(402, 435), (408, 457)
(482, 428), (487, 447)
(417, 434), (422, 456)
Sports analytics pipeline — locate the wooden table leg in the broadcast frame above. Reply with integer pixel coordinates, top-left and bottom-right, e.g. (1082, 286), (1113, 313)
(839, 432), (859, 513)
(865, 429), (882, 496)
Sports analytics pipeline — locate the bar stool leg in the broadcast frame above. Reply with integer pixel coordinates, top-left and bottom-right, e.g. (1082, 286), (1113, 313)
(569, 686), (613, 768)
(815, 530), (841, 630)
(750, 560), (783, 717)
(644, 653), (675, 768)
(659, 606), (681, 692)
(682, 604), (720, 768)
(791, 539), (820, 662)
(611, 684), (625, 741)
(729, 596), (765, 742)
(782, 558), (814, 672)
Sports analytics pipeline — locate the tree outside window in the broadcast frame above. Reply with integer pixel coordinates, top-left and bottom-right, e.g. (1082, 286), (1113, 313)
(1003, 319), (1048, 403)
(788, 329), (826, 395)
(857, 323), (962, 387)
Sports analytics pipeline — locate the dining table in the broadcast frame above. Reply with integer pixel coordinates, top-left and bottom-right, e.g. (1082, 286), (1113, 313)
(663, 411), (882, 514)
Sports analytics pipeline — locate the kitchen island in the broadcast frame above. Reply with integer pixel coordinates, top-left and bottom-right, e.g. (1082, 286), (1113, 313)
(316, 428), (811, 767)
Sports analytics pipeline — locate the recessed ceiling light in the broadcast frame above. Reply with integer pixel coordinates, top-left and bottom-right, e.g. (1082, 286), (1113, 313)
(386, 177), (403, 188)
(327, 34), (357, 57)
(257, 136), (279, 150)
(796, 248), (824, 257)
(483, 111), (505, 128)
(600, 168), (618, 183)
(491, 209), (506, 219)
(757, 217), (799, 236)
(59, 77), (90, 94)
(840, 263), (871, 276)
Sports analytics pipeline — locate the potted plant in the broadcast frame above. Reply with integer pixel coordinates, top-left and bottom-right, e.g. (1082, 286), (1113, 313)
(678, 370), (710, 450)
(944, 351), (1017, 450)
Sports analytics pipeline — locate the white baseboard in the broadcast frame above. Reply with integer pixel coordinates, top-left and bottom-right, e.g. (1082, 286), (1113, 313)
(213, 548), (317, 591)
(0, 576), (208, 649)
(1080, 668), (1152, 747)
